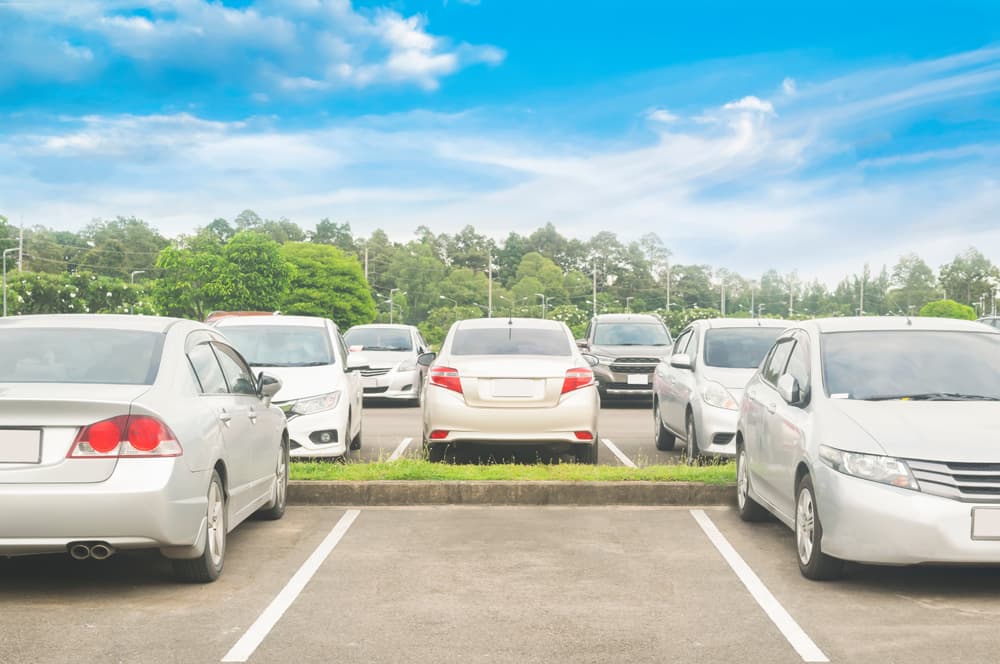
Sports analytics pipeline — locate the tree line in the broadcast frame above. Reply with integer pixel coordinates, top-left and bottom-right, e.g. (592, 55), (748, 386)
(1, 211), (996, 342)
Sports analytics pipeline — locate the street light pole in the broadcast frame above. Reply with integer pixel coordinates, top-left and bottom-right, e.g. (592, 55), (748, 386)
(535, 293), (547, 319)
(389, 288), (403, 324)
(130, 270), (146, 285)
(3, 247), (19, 317)
(626, 296), (634, 313)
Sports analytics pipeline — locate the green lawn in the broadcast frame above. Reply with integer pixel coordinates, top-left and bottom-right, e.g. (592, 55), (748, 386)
(290, 459), (736, 483)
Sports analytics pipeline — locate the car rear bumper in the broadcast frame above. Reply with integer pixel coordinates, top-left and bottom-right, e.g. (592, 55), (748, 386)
(0, 458), (207, 556)
(286, 404), (349, 458)
(423, 386), (599, 444)
(816, 464), (1000, 564)
(362, 369), (420, 401)
(593, 365), (655, 396)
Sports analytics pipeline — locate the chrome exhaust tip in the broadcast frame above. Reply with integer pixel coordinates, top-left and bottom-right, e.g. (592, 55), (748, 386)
(68, 543), (91, 560)
(89, 543), (114, 561)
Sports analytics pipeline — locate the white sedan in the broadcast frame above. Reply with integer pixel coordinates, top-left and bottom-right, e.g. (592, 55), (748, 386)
(420, 318), (600, 463)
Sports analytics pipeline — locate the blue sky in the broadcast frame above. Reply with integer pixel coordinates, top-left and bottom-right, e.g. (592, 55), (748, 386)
(1, 0), (999, 281)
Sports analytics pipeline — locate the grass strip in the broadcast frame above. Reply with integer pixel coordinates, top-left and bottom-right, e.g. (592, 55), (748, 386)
(290, 459), (736, 483)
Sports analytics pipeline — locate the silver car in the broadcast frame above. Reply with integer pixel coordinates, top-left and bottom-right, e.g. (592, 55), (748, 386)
(420, 318), (600, 463)
(0, 315), (289, 582)
(577, 313), (673, 400)
(736, 316), (1000, 579)
(652, 318), (789, 461)
(344, 324), (430, 406)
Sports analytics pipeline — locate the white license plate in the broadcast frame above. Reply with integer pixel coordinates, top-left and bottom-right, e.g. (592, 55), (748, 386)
(0, 429), (42, 464)
(972, 507), (1000, 540)
(627, 374), (648, 385)
(491, 379), (536, 398)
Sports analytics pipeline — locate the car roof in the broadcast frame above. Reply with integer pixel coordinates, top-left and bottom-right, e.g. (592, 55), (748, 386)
(213, 314), (329, 328)
(698, 317), (793, 330)
(593, 313), (664, 323)
(456, 317), (566, 330)
(808, 316), (1000, 334)
(347, 324), (416, 331)
(0, 314), (189, 333)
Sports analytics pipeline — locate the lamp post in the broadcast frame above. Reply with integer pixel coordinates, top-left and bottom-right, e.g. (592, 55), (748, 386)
(3, 247), (18, 317)
(535, 292), (547, 319)
(130, 270), (146, 285)
(625, 296), (634, 313)
(388, 288), (404, 324)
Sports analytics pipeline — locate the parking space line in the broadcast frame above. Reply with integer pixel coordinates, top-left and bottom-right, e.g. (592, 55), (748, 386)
(600, 438), (637, 468)
(387, 437), (414, 462)
(690, 510), (828, 663)
(221, 510), (361, 663)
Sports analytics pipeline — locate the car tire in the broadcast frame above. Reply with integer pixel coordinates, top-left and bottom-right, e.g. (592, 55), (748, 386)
(173, 470), (227, 583)
(255, 438), (288, 521)
(685, 414), (701, 465)
(350, 414), (362, 451)
(653, 399), (676, 451)
(795, 473), (843, 581)
(574, 438), (599, 464)
(735, 445), (769, 522)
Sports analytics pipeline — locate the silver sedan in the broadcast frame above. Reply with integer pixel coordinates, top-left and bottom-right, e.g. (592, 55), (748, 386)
(0, 315), (289, 582)
(736, 316), (1000, 579)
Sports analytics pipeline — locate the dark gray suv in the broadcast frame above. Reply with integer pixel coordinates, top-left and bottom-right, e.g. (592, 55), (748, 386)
(576, 313), (672, 400)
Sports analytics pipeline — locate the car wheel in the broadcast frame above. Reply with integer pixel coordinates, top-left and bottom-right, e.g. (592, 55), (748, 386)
(736, 445), (768, 522)
(173, 470), (227, 583)
(653, 399), (676, 451)
(685, 414), (701, 465)
(574, 438), (599, 464)
(795, 474), (843, 581)
(350, 414), (362, 451)
(256, 438), (289, 521)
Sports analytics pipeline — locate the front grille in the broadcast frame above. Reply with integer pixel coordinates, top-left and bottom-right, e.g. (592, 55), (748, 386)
(712, 433), (735, 446)
(906, 459), (1000, 503)
(609, 357), (659, 374)
(604, 382), (652, 391)
(364, 386), (389, 394)
(361, 367), (391, 377)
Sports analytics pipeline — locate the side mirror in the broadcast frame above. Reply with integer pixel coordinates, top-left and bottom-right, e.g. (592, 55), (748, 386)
(777, 374), (802, 406)
(346, 353), (370, 372)
(258, 373), (282, 399)
(417, 351), (437, 367)
(581, 353), (600, 368)
(669, 353), (692, 370)
(576, 339), (590, 350)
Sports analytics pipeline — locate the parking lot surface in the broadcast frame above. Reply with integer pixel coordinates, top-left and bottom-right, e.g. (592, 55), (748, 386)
(4, 504), (1000, 663)
(357, 398), (678, 466)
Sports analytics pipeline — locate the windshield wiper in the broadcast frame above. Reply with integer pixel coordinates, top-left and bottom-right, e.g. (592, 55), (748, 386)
(864, 392), (1000, 402)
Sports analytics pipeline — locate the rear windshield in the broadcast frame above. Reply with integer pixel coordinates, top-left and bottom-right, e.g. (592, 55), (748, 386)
(220, 325), (335, 367)
(703, 328), (784, 368)
(0, 328), (163, 384)
(344, 327), (413, 351)
(451, 327), (572, 356)
(594, 322), (670, 346)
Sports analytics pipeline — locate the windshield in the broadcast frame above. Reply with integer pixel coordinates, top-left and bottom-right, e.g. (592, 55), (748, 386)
(704, 328), (784, 369)
(344, 327), (413, 351)
(451, 328), (571, 356)
(0, 328), (163, 385)
(822, 331), (1000, 400)
(594, 323), (670, 346)
(220, 325), (335, 367)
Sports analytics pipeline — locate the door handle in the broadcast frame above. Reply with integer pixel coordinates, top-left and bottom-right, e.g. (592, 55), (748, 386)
(248, 407), (258, 424)
(219, 410), (232, 427)
(766, 402), (777, 414)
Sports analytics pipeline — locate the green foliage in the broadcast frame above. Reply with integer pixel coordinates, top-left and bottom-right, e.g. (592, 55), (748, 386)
(211, 232), (291, 311)
(918, 299), (976, 320)
(418, 304), (483, 346)
(656, 307), (720, 335)
(7, 271), (156, 316)
(279, 242), (376, 328)
(548, 304), (589, 338)
(939, 248), (1000, 305)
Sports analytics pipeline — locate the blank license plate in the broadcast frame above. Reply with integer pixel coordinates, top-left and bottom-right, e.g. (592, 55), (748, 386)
(0, 429), (42, 464)
(627, 374), (648, 385)
(972, 508), (1000, 540)
(491, 379), (536, 398)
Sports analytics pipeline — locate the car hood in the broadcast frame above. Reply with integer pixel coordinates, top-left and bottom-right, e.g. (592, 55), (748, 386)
(254, 365), (345, 403)
(700, 367), (757, 392)
(830, 400), (1000, 463)
(589, 345), (672, 359)
(356, 350), (414, 369)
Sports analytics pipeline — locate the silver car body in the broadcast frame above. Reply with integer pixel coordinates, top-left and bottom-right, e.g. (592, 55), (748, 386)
(213, 315), (363, 459)
(422, 318), (599, 454)
(653, 318), (790, 458)
(344, 324), (429, 404)
(0, 315), (286, 559)
(579, 313), (673, 398)
(739, 316), (1000, 565)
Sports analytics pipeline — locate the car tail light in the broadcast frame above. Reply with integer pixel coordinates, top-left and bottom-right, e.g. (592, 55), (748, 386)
(429, 430), (449, 440)
(429, 367), (463, 394)
(574, 431), (594, 441)
(68, 415), (182, 459)
(561, 367), (594, 395)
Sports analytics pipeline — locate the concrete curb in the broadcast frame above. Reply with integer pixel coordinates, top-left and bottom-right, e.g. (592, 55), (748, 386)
(289, 480), (736, 506)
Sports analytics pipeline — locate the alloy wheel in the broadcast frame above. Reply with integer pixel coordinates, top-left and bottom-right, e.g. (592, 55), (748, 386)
(737, 450), (749, 510)
(796, 487), (815, 565)
(207, 480), (225, 567)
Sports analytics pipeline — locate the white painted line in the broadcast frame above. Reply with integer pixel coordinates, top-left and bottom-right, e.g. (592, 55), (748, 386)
(221, 510), (361, 663)
(600, 438), (637, 468)
(387, 437), (413, 462)
(690, 509), (828, 663)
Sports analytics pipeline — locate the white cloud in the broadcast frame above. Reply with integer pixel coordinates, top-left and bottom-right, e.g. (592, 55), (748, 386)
(646, 108), (679, 123)
(782, 77), (796, 95)
(723, 95), (776, 114)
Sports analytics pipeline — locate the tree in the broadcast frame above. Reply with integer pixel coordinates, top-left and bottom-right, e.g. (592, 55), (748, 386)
(203, 218), (235, 243)
(211, 232), (291, 311)
(515, 252), (568, 303)
(888, 253), (939, 313)
(279, 243), (376, 328)
(78, 216), (168, 279)
(388, 241), (448, 323)
(939, 248), (999, 306)
(311, 219), (356, 252)
(919, 299), (976, 320)
(151, 238), (226, 319)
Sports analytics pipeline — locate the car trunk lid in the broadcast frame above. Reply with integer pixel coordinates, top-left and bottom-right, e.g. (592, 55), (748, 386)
(451, 356), (575, 408)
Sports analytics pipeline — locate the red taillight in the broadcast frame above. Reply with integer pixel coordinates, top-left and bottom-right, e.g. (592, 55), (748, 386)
(561, 367), (594, 395)
(574, 431), (594, 441)
(429, 430), (449, 440)
(69, 415), (182, 459)
(429, 367), (463, 394)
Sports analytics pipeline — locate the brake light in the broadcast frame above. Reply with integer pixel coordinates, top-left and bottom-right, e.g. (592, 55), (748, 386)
(68, 415), (182, 459)
(561, 367), (594, 394)
(429, 367), (463, 394)
(574, 431), (594, 440)
(429, 430), (449, 440)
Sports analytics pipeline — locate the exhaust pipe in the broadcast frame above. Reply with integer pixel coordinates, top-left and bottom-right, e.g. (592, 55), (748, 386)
(69, 543), (91, 560)
(89, 543), (114, 561)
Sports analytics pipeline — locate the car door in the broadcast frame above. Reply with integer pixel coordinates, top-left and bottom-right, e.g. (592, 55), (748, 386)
(213, 342), (273, 517)
(766, 332), (812, 518)
(334, 330), (362, 438)
(752, 337), (795, 511)
(662, 327), (694, 433)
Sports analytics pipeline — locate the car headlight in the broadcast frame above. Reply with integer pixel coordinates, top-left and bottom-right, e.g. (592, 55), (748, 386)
(291, 392), (341, 416)
(397, 359), (417, 372)
(818, 445), (919, 490)
(594, 355), (615, 365)
(701, 381), (739, 410)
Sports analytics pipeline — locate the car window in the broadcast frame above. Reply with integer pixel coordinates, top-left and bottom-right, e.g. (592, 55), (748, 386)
(703, 328), (785, 368)
(762, 339), (794, 385)
(213, 343), (259, 396)
(451, 327), (572, 356)
(673, 330), (692, 355)
(188, 343), (229, 395)
(343, 327), (413, 351)
(784, 338), (811, 396)
(218, 325), (335, 367)
(593, 322), (670, 346)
